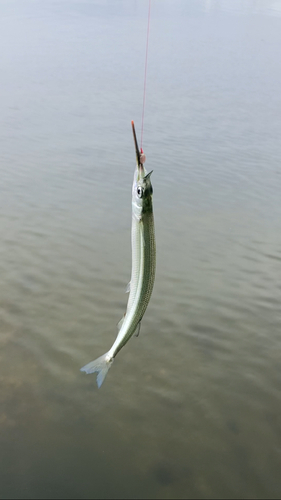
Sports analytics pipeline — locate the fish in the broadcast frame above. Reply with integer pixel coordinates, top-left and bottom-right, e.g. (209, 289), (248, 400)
(80, 121), (156, 388)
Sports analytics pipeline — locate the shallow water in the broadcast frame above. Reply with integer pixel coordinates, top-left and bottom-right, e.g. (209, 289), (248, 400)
(1, 0), (281, 498)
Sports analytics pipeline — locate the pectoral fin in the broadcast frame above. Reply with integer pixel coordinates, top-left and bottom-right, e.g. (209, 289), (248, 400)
(139, 220), (145, 247)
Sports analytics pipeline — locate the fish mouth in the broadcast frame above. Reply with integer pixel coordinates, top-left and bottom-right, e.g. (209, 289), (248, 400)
(131, 121), (144, 172)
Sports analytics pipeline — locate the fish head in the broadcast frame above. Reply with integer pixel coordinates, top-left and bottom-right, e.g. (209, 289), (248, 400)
(132, 166), (153, 217)
(131, 120), (153, 218)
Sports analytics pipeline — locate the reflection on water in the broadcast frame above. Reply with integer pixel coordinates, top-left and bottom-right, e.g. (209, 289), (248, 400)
(1, 0), (281, 498)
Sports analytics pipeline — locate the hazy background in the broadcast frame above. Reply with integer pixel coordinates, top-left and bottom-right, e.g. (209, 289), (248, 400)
(1, 0), (281, 498)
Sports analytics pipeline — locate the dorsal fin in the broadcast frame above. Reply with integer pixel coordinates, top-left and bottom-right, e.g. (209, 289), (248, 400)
(134, 321), (141, 338)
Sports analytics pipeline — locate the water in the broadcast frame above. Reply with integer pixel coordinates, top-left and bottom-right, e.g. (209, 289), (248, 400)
(1, 0), (281, 498)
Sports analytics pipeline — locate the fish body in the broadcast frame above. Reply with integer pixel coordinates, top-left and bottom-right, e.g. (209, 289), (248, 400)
(81, 123), (155, 388)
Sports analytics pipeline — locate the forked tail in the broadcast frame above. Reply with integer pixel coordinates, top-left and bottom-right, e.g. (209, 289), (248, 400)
(80, 352), (114, 388)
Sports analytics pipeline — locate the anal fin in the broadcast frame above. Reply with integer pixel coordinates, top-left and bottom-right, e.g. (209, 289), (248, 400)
(117, 314), (125, 331)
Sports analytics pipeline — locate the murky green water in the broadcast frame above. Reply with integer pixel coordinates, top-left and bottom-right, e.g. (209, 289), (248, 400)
(1, 0), (281, 498)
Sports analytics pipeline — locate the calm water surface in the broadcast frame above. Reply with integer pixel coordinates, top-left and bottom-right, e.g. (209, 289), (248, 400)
(1, 0), (281, 498)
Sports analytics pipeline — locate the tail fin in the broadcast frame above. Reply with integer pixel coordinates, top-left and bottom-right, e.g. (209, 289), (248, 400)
(80, 352), (114, 388)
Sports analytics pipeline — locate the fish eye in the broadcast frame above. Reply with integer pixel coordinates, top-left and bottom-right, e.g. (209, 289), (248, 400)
(137, 186), (143, 198)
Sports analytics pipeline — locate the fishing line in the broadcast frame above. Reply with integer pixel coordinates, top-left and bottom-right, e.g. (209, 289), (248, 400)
(140, 0), (152, 151)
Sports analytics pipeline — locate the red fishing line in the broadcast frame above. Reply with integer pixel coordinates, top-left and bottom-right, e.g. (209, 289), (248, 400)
(140, 0), (152, 151)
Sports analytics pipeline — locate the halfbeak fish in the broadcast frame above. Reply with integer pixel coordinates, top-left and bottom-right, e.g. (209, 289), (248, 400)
(80, 121), (156, 388)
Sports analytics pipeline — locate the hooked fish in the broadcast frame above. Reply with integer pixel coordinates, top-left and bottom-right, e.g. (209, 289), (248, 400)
(80, 121), (156, 388)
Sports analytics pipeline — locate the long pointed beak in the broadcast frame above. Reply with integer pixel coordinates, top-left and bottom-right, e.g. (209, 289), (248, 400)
(131, 121), (141, 167)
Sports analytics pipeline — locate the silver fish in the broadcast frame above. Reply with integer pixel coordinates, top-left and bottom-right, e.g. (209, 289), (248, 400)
(80, 121), (156, 388)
